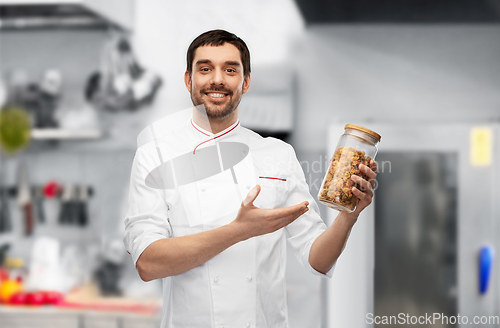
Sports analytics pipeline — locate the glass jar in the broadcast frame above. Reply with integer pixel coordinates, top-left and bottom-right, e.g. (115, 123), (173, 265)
(318, 124), (381, 213)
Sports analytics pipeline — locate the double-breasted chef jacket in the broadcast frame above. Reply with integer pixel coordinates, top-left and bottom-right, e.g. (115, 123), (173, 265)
(124, 114), (334, 328)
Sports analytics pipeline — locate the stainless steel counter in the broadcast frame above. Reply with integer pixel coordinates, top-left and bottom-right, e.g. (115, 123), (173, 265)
(0, 306), (160, 328)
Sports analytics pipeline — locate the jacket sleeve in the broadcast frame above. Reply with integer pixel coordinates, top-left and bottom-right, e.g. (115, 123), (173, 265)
(283, 144), (335, 278)
(123, 146), (172, 267)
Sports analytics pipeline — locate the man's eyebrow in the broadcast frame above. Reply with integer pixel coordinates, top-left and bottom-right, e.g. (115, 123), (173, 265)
(195, 59), (212, 66)
(224, 61), (241, 67)
(194, 59), (241, 67)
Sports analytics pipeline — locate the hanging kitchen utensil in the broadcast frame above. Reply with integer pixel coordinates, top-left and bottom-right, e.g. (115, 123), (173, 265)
(0, 186), (11, 233)
(43, 180), (61, 226)
(69, 185), (82, 225)
(58, 184), (73, 225)
(85, 34), (162, 112)
(16, 161), (33, 236)
(34, 187), (45, 224)
(43, 180), (61, 199)
(77, 185), (88, 227)
(85, 35), (133, 111)
(120, 37), (162, 108)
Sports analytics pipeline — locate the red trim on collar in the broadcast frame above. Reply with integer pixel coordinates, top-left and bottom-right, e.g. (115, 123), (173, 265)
(192, 121), (240, 154)
(190, 119), (210, 136)
(259, 176), (287, 182)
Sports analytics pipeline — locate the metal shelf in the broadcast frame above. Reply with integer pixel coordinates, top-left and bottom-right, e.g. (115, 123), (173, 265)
(31, 128), (102, 140)
(0, 0), (134, 31)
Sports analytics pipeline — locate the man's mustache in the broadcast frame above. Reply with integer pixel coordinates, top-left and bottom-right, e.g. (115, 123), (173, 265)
(202, 86), (232, 95)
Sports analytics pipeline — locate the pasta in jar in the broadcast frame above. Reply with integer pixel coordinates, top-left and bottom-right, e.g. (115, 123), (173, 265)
(319, 146), (373, 212)
(318, 124), (381, 213)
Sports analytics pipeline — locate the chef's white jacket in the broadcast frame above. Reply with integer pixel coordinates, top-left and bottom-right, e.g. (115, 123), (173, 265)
(124, 115), (334, 328)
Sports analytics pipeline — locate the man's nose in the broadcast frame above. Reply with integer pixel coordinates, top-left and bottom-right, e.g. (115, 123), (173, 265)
(210, 69), (225, 85)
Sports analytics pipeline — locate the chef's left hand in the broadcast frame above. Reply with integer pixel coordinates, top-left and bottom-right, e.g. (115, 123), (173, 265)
(349, 159), (378, 216)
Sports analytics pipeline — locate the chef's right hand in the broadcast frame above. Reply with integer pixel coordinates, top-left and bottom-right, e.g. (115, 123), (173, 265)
(232, 185), (309, 240)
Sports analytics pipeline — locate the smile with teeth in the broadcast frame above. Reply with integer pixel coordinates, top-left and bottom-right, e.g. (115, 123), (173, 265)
(206, 92), (228, 99)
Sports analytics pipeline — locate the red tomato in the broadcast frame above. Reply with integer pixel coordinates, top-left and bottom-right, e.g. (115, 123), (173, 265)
(9, 291), (28, 305)
(41, 291), (63, 305)
(26, 292), (45, 306)
(0, 268), (9, 282)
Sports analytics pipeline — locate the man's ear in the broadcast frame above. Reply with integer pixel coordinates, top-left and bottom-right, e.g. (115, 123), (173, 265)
(242, 73), (251, 94)
(184, 71), (192, 93)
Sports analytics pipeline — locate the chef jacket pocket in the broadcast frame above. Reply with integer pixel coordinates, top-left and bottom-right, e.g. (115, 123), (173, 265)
(254, 174), (288, 209)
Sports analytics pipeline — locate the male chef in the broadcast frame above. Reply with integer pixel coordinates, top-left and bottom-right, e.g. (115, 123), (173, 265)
(124, 29), (378, 328)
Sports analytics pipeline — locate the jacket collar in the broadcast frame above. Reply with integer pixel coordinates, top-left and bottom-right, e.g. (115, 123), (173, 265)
(190, 118), (241, 139)
(190, 118), (242, 154)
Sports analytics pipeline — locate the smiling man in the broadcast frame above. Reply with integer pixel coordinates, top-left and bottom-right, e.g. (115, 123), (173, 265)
(185, 34), (250, 134)
(187, 44), (248, 119)
(124, 29), (378, 328)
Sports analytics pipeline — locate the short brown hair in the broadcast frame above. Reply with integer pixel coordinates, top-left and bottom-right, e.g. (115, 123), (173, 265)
(186, 29), (251, 78)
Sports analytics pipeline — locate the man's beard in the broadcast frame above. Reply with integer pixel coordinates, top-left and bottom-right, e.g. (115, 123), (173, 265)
(190, 83), (242, 120)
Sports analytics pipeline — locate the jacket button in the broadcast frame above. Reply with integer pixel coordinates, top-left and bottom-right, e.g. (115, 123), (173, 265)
(201, 187), (206, 192)
(246, 275), (252, 281)
(246, 184), (251, 189)
(246, 323), (251, 328)
(214, 277), (219, 283)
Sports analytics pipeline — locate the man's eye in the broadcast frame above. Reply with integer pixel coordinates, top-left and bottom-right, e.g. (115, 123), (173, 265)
(226, 69), (236, 73)
(201, 68), (210, 72)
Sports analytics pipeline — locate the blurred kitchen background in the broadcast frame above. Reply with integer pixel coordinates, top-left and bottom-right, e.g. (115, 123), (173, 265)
(0, 0), (499, 327)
